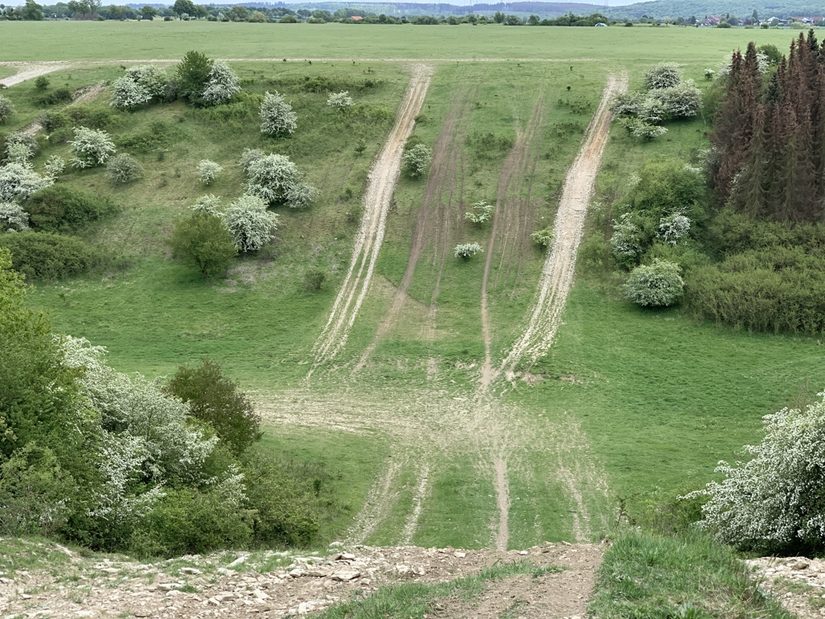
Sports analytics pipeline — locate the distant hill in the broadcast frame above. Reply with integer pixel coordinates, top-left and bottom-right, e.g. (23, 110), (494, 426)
(606, 0), (824, 19)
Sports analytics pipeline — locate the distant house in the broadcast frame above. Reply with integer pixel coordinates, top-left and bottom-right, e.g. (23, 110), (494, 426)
(350, 15), (363, 22)
(595, 22), (608, 27)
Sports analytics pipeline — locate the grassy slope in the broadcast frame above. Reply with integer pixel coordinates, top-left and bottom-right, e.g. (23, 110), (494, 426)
(0, 22), (819, 63)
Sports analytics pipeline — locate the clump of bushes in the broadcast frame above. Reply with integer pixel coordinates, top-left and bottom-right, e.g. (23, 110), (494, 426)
(692, 394), (825, 553)
(623, 259), (684, 308)
(69, 127), (116, 169)
(223, 194), (280, 253)
(403, 143), (432, 179)
(4, 132), (39, 164)
(37, 87), (72, 106)
(171, 211), (237, 278)
(106, 153), (143, 185)
(454, 242), (482, 259)
(465, 200), (494, 225)
(260, 91), (297, 137)
(245, 152), (316, 208)
(0, 231), (105, 280)
(24, 186), (116, 233)
(0, 162), (53, 204)
(201, 61), (241, 106)
(197, 159), (223, 185)
(644, 62), (682, 89)
(0, 96), (15, 124)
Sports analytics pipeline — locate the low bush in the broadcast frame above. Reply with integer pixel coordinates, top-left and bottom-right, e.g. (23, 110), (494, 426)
(4, 132), (39, 164)
(34, 76), (50, 91)
(106, 153), (144, 185)
(0, 162), (53, 204)
(197, 159), (222, 185)
(465, 200), (494, 225)
(36, 87), (72, 106)
(0, 96), (14, 124)
(454, 242), (482, 259)
(327, 91), (354, 110)
(223, 194), (279, 252)
(171, 211), (237, 278)
(110, 76), (151, 111)
(531, 226), (554, 248)
(70, 127), (116, 169)
(245, 153), (315, 208)
(260, 90), (297, 137)
(43, 155), (66, 179)
(303, 268), (326, 291)
(403, 143), (432, 179)
(25, 186), (116, 233)
(0, 231), (105, 280)
(623, 259), (684, 308)
(66, 107), (116, 130)
(644, 62), (682, 89)
(692, 394), (825, 554)
(0, 202), (30, 231)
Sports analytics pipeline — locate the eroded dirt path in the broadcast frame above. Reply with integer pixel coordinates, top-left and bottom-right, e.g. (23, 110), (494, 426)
(500, 74), (628, 379)
(353, 89), (469, 373)
(479, 96), (546, 392)
(0, 62), (68, 87)
(311, 64), (433, 369)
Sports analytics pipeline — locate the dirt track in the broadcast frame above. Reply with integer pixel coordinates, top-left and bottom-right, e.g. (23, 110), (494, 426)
(0, 62), (67, 87)
(500, 74), (628, 379)
(311, 64), (433, 368)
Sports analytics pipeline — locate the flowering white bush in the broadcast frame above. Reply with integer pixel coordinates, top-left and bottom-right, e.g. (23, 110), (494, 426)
(623, 118), (668, 141)
(245, 153), (302, 206)
(192, 194), (222, 215)
(284, 182), (318, 210)
(110, 76), (151, 110)
(531, 226), (554, 248)
(260, 91), (297, 137)
(0, 162), (52, 203)
(644, 63), (682, 90)
(70, 126), (116, 169)
(691, 394), (825, 552)
(197, 159), (223, 185)
(622, 259), (684, 307)
(611, 92), (643, 118)
(610, 214), (646, 267)
(43, 155), (66, 179)
(326, 91), (354, 110)
(454, 242), (482, 259)
(636, 97), (666, 125)
(657, 213), (691, 245)
(0, 95), (13, 124)
(0, 202), (29, 231)
(201, 61), (241, 106)
(649, 81), (702, 120)
(124, 65), (168, 99)
(239, 148), (264, 174)
(403, 143), (432, 179)
(223, 194), (280, 252)
(5, 141), (33, 165)
(465, 200), (494, 225)
(106, 153), (143, 185)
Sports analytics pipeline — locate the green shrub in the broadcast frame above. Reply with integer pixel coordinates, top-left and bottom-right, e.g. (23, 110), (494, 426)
(241, 452), (319, 546)
(531, 226), (554, 248)
(403, 143), (432, 179)
(34, 76), (50, 91)
(465, 200), (494, 225)
(106, 153), (143, 185)
(303, 268), (326, 291)
(36, 87), (72, 106)
(66, 107), (116, 130)
(166, 359), (261, 455)
(129, 483), (253, 558)
(0, 232), (105, 280)
(630, 160), (707, 223)
(170, 212), (237, 278)
(623, 259), (684, 308)
(118, 120), (177, 153)
(0, 95), (14, 124)
(176, 50), (213, 105)
(25, 186), (116, 233)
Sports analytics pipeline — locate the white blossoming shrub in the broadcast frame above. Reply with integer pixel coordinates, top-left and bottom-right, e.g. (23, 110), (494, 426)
(465, 200), (494, 225)
(245, 153), (314, 208)
(43, 155), (66, 179)
(260, 91), (297, 137)
(124, 65), (168, 99)
(403, 143), (432, 179)
(623, 118), (668, 141)
(197, 159), (223, 185)
(110, 76), (151, 111)
(192, 194), (222, 215)
(106, 153), (143, 185)
(5, 141), (33, 165)
(0, 202), (29, 231)
(70, 127), (116, 169)
(454, 242), (482, 259)
(326, 91), (353, 110)
(0, 95), (14, 124)
(201, 61), (241, 106)
(692, 394), (825, 553)
(636, 97), (666, 125)
(223, 194), (280, 252)
(649, 81), (702, 120)
(623, 259), (684, 308)
(0, 162), (53, 203)
(658, 213), (691, 245)
(611, 92), (643, 118)
(610, 213), (646, 267)
(239, 148), (264, 174)
(644, 63), (682, 90)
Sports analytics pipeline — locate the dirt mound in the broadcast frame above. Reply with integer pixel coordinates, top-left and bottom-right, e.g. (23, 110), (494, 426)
(747, 556), (825, 619)
(0, 540), (602, 618)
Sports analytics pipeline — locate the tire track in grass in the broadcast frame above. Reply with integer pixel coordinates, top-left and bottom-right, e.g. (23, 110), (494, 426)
(499, 74), (628, 379)
(311, 64), (433, 370)
(353, 89), (470, 373)
(479, 96), (545, 393)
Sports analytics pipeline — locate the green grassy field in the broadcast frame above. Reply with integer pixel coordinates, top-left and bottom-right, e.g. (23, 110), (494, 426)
(4, 27), (825, 555)
(0, 22), (821, 63)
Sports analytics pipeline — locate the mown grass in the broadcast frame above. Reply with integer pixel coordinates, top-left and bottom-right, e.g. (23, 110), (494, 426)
(589, 530), (792, 618)
(0, 22), (818, 64)
(319, 561), (562, 619)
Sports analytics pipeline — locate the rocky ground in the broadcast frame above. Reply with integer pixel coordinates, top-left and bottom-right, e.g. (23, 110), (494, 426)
(748, 556), (825, 618)
(0, 539), (603, 618)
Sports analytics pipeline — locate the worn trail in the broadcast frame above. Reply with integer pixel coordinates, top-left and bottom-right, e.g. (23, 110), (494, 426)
(311, 64), (432, 368)
(500, 74), (628, 378)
